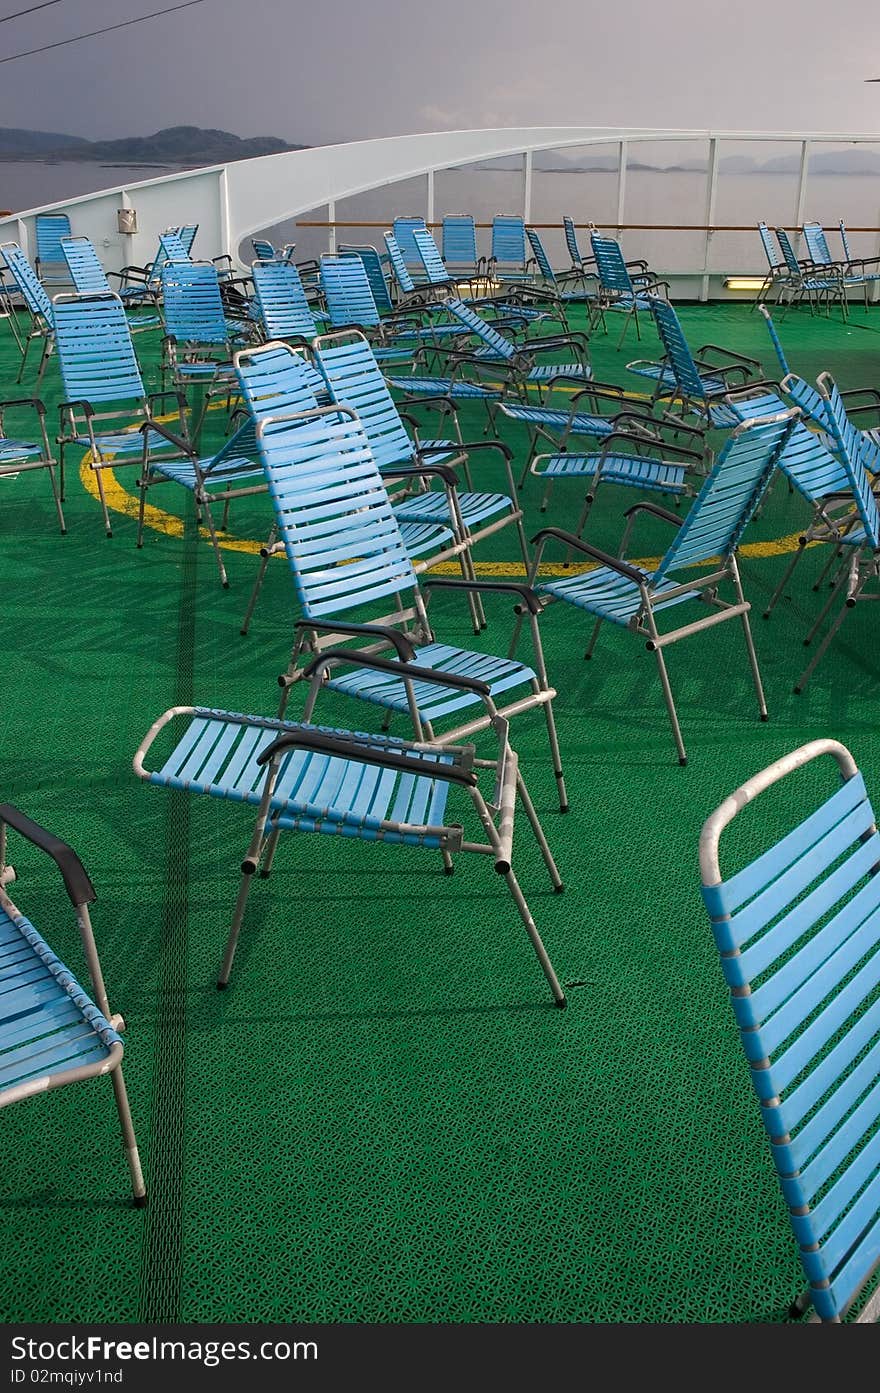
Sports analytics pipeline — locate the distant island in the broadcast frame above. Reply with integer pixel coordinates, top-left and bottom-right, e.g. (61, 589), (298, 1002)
(0, 125), (307, 164)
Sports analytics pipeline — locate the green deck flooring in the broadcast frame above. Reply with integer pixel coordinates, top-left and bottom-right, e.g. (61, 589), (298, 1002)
(2, 295), (880, 1323)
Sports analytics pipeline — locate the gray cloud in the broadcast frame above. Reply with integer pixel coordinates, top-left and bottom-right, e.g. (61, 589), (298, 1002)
(1, 0), (880, 141)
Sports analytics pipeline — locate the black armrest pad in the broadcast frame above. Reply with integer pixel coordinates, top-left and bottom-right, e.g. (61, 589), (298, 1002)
(0, 804), (95, 907)
(255, 728), (476, 786)
(530, 528), (646, 583)
(422, 577), (542, 614)
(293, 620), (416, 662)
(623, 501), (684, 526)
(302, 647), (491, 696)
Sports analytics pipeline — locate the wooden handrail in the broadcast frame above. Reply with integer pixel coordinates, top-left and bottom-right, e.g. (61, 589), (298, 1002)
(297, 220), (880, 234)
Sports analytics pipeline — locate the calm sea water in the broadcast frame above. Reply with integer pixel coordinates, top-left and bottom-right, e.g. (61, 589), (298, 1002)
(0, 160), (188, 215)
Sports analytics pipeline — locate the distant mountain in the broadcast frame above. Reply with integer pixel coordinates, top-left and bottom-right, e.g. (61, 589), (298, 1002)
(0, 125), (307, 163)
(0, 127), (90, 155)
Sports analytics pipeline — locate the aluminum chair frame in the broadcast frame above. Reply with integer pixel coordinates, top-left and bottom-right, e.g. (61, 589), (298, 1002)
(247, 402), (570, 811)
(0, 803), (146, 1205)
(699, 737), (880, 1323)
(773, 226), (847, 320)
(60, 236), (160, 332)
(588, 231), (670, 348)
(0, 241), (56, 383)
(34, 212), (72, 288)
(133, 692), (566, 1004)
(0, 396), (66, 533)
(526, 408), (799, 765)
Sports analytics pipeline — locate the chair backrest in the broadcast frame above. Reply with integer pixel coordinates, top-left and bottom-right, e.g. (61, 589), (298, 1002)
(251, 238), (277, 261)
(757, 304), (790, 377)
(382, 232), (417, 296)
(412, 227), (451, 286)
(802, 221), (834, 266)
(34, 213), (72, 280)
(758, 221), (782, 270)
(647, 297), (707, 400)
(161, 261), (228, 344)
(312, 329), (415, 471)
(391, 216), (427, 266)
(839, 220), (853, 261)
(338, 245), (394, 314)
(444, 297), (515, 360)
(699, 736), (880, 1322)
(234, 340), (321, 421)
(815, 372), (880, 548)
(320, 253), (382, 329)
(253, 404), (417, 620)
(159, 229), (192, 265)
(525, 227), (557, 286)
(252, 260), (317, 341)
(0, 242), (53, 321)
(53, 293), (145, 405)
(442, 214), (478, 267)
(176, 224), (198, 256)
(491, 215), (527, 269)
(774, 226), (803, 277)
(563, 216), (584, 268)
(60, 236), (110, 296)
(653, 409), (797, 582)
(590, 233), (634, 294)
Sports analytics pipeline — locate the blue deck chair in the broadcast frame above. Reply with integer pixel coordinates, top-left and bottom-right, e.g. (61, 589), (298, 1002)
(0, 395), (65, 533)
(382, 230), (445, 307)
(0, 804), (147, 1203)
(774, 226), (847, 320)
(233, 339), (470, 631)
(313, 328), (531, 618)
(790, 373), (880, 694)
(133, 689), (566, 1003)
(0, 241), (56, 383)
(838, 219), (880, 286)
(523, 227), (598, 326)
(338, 244), (395, 314)
(392, 216), (428, 266)
(412, 227), (489, 298)
(699, 737), (880, 1323)
(226, 392), (570, 812)
(60, 237), (160, 331)
(627, 296), (766, 427)
(250, 259), (326, 370)
(756, 221), (789, 306)
(441, 214), (487, 279)
(527, 407), (799, 765)
(54, 291), (193, 536)
(589, 232), (670, 348)
(319, 253), (425, 363)
(160, 261), (253, 434)
(34, 212), (72, 287)
(802, 221), (872, 313)
(562, 216), (597, 274)
(489, 215), (532, 283)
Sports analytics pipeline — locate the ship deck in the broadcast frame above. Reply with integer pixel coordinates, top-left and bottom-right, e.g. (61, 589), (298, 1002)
(2, 297), (880, 1324)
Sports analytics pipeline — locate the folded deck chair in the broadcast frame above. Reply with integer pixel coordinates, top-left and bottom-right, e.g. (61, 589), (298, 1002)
(838, 220), (880, 287)
(133, 696), (566, 1003)
(756, 221), (790, 306)
(0, 803), (146, 1204)
(789, 374), (880, 695)
(562, 216), (596, 275)
(53, 291), (193, 537)
(60, 236), (160, 331)
(589, 232), (670, 348)
(802, 221), (872, 312)
(229, 396), (570, 811)
(627, 297), (767, 427)
(0, 241), (56, 383)
(34, 212), (72, 288)
(0, 396), (65, 533)
(527, 407), (799, 765)
(699, 737), (880, 1323)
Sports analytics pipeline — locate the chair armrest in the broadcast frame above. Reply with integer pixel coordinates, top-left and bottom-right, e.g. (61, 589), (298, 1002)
(301, 647), (491, 696)
(0, 397), (46, 416)
(529, 527), (646, 583)
(623, 501), (684, 526)
(696, 344), (762, 371)
(0, 804), (95, 907)
(421, 577), (543, 614)
(384, 462), (460, 486)
(602, 432), (703, 463)
(140, 417), (194, 456)
(293, 619), (417, 662)
(255, 726), (477, 787)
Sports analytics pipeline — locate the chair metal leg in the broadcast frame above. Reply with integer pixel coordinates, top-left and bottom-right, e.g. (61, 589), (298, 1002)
(648, 641), (688, 765)
(794, 592), (855, 694)
(584, 616), (604, 660)
(240, 530), (278, 636)
(500, 865), (566, 1006)
(93, 465), (113, 538)
(516, 770), (564, 886)
(763, 537), (807, 617)
(110, 1067), (147, 1205)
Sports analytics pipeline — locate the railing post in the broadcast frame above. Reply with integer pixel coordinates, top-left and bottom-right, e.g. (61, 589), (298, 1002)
(794, 140), (810, 254)
(426, 168), (435, 229)
(616, 140), (628, 239)
(523, 150), (533, 224)
(327, 200), (336, 254)
(702, 137), (719, 302)
(219, 167), (232, 266)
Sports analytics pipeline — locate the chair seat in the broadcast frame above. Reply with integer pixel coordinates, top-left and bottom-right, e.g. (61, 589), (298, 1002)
(411, 439), (460, 467)
(525, 363), (592, 384)
(0, 438), (41, 465)
(500, 403), (616, 434)
(327, 641), (538, 722)
(534, 451), (688, 492)
(0, 903), (121, 1099)
(173, 362), (237, 381)
(395, 517), (456, 559)
(151, 455), (263, 492)
(373, 346), (416, 364)
(74, 428), (179, 458)
(539, 565), (698, 625)
(393, 489), (514, 529)
(387, 376), (502, 400)
(145, 709), (453, 845)
(627, 363), (727, 395)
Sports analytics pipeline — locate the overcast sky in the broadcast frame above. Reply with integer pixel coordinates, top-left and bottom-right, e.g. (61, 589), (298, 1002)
(3, 0), (880, 142)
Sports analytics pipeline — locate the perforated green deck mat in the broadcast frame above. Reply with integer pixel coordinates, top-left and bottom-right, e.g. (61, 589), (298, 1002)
(1, 299), (879, 1323)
